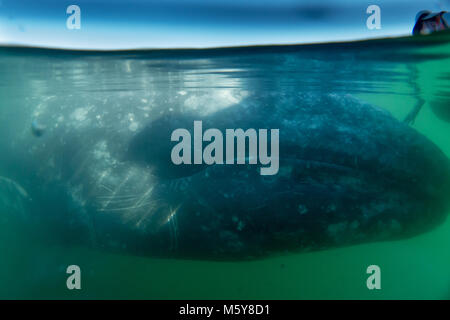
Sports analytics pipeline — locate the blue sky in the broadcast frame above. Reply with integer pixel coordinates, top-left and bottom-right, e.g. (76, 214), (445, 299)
(0, 0), (449, 49)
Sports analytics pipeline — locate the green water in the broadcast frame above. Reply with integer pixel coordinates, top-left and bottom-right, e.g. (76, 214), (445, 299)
(0, 33), (450, 299)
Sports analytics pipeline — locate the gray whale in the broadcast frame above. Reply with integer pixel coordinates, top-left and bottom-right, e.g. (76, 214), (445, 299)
(5, 93), (450, 260)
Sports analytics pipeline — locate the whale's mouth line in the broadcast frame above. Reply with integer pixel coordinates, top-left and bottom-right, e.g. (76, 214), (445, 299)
(287, 157), (357, 172)
(144, 153), (390, 183)
(282, 155), (436, 197)
(288, 155), (450, 207)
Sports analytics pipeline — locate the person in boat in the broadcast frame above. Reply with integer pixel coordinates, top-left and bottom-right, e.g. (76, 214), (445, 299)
(404, 11), (450, 124)
(412, 10), (449, 35)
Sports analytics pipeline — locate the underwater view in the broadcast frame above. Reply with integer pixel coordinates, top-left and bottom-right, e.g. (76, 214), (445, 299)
(1, 31), (450, 299)
(1, 0), (450, 301)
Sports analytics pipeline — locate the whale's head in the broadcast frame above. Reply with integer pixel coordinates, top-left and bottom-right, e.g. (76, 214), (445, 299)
(122, 94), (450, 258)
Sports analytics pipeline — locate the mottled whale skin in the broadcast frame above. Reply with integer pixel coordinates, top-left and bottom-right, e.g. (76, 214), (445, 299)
(6, 93), (450, 260)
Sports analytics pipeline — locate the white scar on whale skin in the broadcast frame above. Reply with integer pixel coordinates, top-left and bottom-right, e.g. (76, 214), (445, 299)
(95, 175), (166, 231)
(87, 159), (172, 233)
(98, 172), (133, 211)
(0, 176), (30, 200)
(97, 186), (156, 214)
(160, 205), (180, 227)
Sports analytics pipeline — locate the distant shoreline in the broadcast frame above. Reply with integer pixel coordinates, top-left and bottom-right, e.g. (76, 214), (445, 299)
(0, 30), (449, 56)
